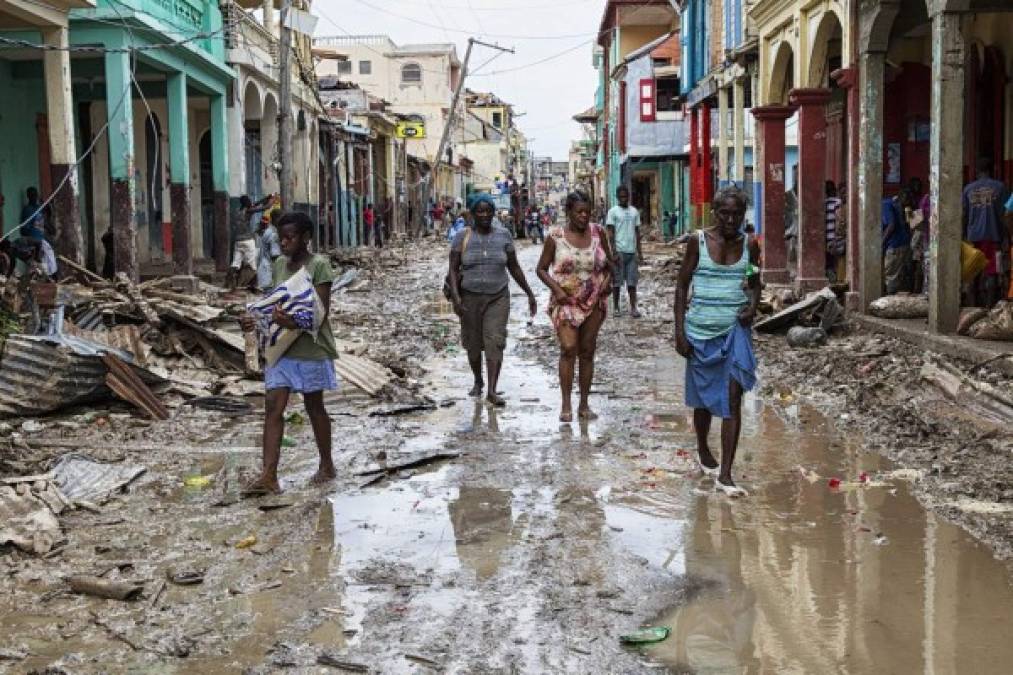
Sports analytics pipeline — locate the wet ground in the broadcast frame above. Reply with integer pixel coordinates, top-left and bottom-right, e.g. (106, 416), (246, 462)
(2, 244), (1012, 673)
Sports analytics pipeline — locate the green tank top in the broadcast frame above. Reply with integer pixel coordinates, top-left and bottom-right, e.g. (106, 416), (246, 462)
(685, 230), (749, 341)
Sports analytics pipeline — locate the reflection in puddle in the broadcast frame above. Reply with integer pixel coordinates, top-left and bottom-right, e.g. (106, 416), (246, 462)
(330, 467), (519, 637)
(640, 356), (1013, 674)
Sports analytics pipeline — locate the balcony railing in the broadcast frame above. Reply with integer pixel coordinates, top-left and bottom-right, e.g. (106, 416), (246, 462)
(222, 1), (277, 74)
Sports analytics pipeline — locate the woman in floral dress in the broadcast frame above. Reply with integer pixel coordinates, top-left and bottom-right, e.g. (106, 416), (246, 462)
(536, 191), (614, 422)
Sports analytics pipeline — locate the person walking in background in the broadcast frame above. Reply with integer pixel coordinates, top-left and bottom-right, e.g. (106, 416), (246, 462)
(962, 157), (1010, 307)
(824, 181), (842, 281)
(606, 186), (643, 317)
(674, 187), (760, 498)
(363, 203), (375, 247)
(536, 191), (614, 423)
(448, 193), (537, 407)
(230, 194), (273, 290)
(256, 211), (282, 291)
(882, 189), (913, 295)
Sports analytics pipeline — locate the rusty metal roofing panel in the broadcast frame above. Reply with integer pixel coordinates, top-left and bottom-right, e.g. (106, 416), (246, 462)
(0, 334), (160, 419)
(51, 454), (146, 504)
(0, 335), (109, 418)
(332, 354), (393, 396)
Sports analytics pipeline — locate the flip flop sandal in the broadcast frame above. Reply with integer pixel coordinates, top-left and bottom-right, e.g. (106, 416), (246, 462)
(714, 482), (748, 498)
(696, 456), (719, 477)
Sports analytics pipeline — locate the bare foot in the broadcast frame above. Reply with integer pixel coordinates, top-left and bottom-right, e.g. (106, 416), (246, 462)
(577, 408), (598, 420)
(559, 408), (573, 423)
(310, 468), (336, 486)
(241, 475), (281, 497)
(486, 393), (506, 408)
(468, 381), (484, 397)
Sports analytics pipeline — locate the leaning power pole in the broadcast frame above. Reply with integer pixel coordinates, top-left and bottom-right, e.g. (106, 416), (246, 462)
(278, 0), (294, 209)
(424, 38), (513, 227)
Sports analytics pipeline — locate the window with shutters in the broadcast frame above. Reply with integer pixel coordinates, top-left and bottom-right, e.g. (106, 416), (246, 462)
(401, 63), (422, 84)
(639, 79), (655, 122)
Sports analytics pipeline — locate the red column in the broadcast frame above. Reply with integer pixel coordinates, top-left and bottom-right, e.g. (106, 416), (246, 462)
(701, 101), (713, 208)
(832, 68), (861, 306)
(751, 105), (794, 284)
(690, 107), (700, 227)
(790, 88), (832, 292)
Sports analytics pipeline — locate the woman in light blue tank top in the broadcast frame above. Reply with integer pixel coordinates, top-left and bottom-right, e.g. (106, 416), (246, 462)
(674, 187), (760, 498)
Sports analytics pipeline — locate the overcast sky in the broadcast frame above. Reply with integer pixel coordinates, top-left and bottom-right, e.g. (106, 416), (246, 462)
(314, 0), (602, 160)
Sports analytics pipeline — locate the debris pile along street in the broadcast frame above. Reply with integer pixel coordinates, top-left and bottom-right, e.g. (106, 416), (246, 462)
(2, 240), (1012, 673)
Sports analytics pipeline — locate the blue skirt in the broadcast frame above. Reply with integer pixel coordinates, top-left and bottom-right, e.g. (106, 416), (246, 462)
(685, 324), (757, 419)
(265, 357), (339, 393)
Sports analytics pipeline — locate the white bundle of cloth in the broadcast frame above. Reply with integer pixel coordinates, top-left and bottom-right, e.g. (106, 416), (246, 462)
(245, 267), (325, 366)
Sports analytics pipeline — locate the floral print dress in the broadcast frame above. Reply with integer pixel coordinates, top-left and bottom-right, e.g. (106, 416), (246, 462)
(548, 224), (610, 329)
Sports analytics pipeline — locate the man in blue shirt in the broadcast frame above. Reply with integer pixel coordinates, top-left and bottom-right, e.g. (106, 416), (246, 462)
(963, 157), (1010, 307)
(882, 190), (912, 295)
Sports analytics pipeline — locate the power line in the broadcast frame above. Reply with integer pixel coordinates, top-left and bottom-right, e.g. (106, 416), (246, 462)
(348, 0), (592, 40)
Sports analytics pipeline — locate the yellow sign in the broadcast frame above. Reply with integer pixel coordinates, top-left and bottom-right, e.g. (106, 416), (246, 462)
(396, 121), (426, 139)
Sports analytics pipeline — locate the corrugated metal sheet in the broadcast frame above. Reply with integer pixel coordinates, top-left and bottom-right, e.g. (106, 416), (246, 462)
(151, 299), (225, 325)
(0, 334), (158, 419)
(0, 335), (110, 418)
(51, 454), (146, 504)
(332, 354), (394, 396)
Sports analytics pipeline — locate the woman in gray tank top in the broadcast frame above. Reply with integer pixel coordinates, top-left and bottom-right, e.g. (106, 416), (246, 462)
(448, 193), (538, 407)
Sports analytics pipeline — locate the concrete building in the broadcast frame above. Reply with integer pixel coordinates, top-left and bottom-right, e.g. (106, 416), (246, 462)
(596, 0), (686, 233)
(313, 34), (466, 204)
(463, 90), (519, 194)
(66, 0), (235, 281)
(222, 0), (325, 262)
(0, 0), (93, 264)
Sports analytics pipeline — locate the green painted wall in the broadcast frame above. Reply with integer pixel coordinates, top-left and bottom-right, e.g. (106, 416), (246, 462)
(660, 162), (675, 215)
(0, 60), (45, 235)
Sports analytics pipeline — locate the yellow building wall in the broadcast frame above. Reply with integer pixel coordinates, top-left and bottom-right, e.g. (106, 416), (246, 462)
(620, 25), (670, 61)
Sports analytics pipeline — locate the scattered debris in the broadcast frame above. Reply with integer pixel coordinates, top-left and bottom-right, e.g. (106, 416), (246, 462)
(51, 454), (146, 504)
(868, 293), (928, 319)
(619, 626), (671, 644)
(67, 575), (144, 601)
(317, 652), (369, 671)
(333, 353), (395, 396)
(103, 354), (170, 420)
(786, 326), (828, 348)
(755, 287), (841, 334)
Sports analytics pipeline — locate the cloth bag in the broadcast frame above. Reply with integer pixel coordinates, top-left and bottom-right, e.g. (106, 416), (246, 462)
(246, 267), (325, 367)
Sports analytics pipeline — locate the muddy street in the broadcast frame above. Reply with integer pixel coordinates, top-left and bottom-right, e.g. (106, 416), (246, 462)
(2, 243), (1012, 674)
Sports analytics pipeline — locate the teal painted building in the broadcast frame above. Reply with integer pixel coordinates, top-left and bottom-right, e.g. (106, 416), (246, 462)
(0, 0), (233, 280)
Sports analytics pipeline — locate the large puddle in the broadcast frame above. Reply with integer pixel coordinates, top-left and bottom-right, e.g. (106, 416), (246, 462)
(325, 248), (1013, 672)
(634, 356), (1013, 673)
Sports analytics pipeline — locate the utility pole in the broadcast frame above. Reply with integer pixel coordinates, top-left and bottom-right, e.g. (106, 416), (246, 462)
(278, 0), (294, 209)
(424, 38), (513, 224)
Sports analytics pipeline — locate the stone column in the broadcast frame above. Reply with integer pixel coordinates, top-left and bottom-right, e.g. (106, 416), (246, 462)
(211, 94), (231, 273)
(928, 12), (964, 334)
(733, 77), (746, 183)
(751, 105), (794, 284)
(263, 0), (275, 34)
(832, 67), (860, 306)
(858, 51), (886, 310)
(104, 47), (137, 282)
(167, 72), (192, 275)
(717, 86), (729, 183)
(790, 87), (832, 292)
(42, 26), (82, 266)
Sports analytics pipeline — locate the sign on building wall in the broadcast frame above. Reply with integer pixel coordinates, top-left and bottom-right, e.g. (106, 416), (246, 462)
(396, 121), (426, 139)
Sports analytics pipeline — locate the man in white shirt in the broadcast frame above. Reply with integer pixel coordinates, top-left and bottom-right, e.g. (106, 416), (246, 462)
(606, 186), (644, 317)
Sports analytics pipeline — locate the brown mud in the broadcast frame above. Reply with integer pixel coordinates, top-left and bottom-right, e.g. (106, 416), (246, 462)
(1, 242), (1010, 673)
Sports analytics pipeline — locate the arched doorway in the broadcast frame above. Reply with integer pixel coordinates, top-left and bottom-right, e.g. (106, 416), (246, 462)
(243, 81), (264, 200)
(144, 113), (164, 259)
(199, 131), (214, 259)
(808, 11), (847, 189)
(768, 42), (795, 106)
